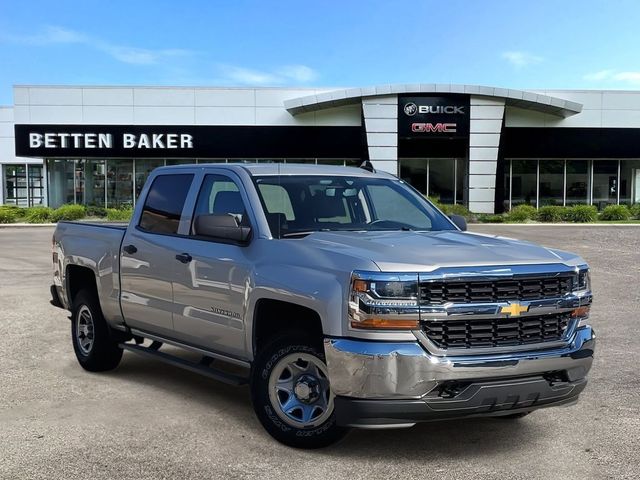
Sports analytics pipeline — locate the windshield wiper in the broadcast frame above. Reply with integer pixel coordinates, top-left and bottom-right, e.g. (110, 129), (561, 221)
(281, 229), (331, 238)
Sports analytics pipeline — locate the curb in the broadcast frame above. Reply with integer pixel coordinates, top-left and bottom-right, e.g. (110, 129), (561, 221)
(470, 223), (640, 227)
(0, 223), (58, 228)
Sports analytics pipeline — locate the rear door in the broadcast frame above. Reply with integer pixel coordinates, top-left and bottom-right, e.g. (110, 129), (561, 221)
(120, 171), (196, 338)
(169, 171), (255, 359)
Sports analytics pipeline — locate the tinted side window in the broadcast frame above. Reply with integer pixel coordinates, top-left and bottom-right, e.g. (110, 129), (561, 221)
(139, 174), (194, 234)
(192, 174), (249, 233)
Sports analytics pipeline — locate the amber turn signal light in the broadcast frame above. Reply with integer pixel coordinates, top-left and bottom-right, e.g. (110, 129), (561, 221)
(350, 318), (419, 330)
(571, 306), (590, 317)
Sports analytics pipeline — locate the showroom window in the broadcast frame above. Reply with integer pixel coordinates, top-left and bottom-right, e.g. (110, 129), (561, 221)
(399, 158), (465, 204)
(504, 159), (638, 209)
(3, 164), (44, 206)
(45, 158), (359, 208)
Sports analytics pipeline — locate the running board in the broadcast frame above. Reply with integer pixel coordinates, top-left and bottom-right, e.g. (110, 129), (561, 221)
(119, 342), (248, 386)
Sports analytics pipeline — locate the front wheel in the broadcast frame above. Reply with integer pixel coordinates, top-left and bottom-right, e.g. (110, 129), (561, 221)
(250, 333), (348, 448)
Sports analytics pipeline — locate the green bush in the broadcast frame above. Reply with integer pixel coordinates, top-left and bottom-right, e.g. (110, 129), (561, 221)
(630, 204), (640, 219)
(477, 214), (505, 223)
(506, 204), (537, 222)
(599, 204), (631, 221)
(536, 206), (566, 223)
(86, 206), (108, 218)
(106, 207), (133, 221)
(0, 207), (18, 223)
(50, 204), (86, 222)
(25, 206), (53, 223)
(441, 203), (472, 219)
(565, 205), (598, 223)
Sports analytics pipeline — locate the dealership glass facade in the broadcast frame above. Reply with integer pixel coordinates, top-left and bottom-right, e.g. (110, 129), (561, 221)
(45, 158), (359, 208)
(504, 159), (640, 209)
(399, 158), (466, 204)
(2, 164), (44, 206)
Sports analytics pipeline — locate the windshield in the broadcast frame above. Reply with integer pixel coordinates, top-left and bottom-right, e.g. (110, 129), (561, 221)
(253, 175), (456, 238)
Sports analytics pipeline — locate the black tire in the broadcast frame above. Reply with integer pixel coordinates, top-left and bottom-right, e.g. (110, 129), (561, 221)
(250, 332), (348, 448)
(71, 289), (123, 372)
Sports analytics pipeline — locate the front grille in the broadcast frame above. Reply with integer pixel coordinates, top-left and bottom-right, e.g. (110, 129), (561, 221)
(420, 275), (574, 305)
(422, 313), (571, 349)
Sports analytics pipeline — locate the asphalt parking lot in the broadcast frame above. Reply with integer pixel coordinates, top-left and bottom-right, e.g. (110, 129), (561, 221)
(0, 225), (638, 480)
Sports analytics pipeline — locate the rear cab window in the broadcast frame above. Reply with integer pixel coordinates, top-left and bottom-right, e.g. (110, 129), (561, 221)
(138, 174), (194, 234)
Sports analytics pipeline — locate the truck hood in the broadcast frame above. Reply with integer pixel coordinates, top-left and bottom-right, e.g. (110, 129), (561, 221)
(300, 230), (584, 272)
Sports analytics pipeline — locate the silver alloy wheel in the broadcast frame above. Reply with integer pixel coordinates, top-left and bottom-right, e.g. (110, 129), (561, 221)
(268, 352), (334, 429)
(76, 305), (95, 355)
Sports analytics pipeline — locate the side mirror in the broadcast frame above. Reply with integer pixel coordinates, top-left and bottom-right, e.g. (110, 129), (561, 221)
(449, 214), (467, 231)
(194, 214), (251, 242)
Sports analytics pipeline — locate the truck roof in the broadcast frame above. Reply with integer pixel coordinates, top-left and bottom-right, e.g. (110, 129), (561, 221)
(155, 162), (395, 178)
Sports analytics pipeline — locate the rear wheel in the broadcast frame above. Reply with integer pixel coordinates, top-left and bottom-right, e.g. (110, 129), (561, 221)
(250, 332), (348, 448)
(71, 290), (123, 372)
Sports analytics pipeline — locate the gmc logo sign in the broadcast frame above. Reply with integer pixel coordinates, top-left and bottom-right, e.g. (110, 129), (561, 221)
(411, 122), (457, 133)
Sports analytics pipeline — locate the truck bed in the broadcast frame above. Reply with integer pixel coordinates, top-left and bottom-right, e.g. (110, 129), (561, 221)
(53, 220), (128, 326)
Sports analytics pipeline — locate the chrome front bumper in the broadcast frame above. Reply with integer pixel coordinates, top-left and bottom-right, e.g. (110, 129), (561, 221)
(324, 326), (595, 400)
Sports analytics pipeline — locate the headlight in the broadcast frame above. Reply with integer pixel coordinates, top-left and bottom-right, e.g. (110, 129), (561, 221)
(348, 272), (420, 330)
(574, 267), (590, 292)
(572, 267), (592, 327)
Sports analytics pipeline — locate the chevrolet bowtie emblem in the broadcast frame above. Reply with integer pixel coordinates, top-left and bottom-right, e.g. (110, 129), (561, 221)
(500, 302), (529, 317)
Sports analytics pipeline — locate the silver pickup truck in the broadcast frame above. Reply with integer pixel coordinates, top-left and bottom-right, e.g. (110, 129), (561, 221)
(51, 163), (595, 448)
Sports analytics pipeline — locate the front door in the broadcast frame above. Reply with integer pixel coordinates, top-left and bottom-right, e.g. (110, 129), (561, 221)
(170, 173), (253, 359)
(120, 172), (195, 338)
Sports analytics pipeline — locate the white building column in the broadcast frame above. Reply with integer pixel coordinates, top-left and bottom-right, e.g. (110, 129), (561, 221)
(362, 95), (398, 175)
(468, 96), (505, 213)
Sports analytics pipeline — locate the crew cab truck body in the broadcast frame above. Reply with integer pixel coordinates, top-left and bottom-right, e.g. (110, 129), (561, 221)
(52, 163), (595, 448)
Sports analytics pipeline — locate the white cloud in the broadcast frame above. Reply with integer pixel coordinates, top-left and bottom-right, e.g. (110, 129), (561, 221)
(3, 25), (193, 66)
(502, 51), (543, 67)
(583, 69), (640, 85)
(218, 64), (318, 85)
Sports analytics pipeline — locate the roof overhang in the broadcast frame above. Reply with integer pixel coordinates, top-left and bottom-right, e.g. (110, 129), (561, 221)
(284, 84), (582, 118)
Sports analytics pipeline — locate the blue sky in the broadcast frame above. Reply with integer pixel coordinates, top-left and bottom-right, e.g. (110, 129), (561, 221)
(1, 0), (640, 104)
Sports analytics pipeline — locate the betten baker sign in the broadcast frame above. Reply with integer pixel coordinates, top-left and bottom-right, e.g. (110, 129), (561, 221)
(398, 94), (470, 139)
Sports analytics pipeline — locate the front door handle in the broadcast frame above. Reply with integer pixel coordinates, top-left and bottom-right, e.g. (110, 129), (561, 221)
(175, 253), (193, 264)
(123, 244), (137, 255)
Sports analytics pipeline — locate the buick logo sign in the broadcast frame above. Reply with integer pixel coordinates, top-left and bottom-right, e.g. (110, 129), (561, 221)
(403, 102), (417, 116)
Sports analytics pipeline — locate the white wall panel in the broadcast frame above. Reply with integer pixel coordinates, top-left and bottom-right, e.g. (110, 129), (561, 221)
(134, 106), (195, 124)
(366, 133), (397, 147)
(28, 87), (82, 105)
(195, 106), (255, 125)
(29, 106), (83, 123)
(13, 87), (29, 105)
(469, 161), (499, 175)
(365, 118), (397, 133)
(470, 105), (505, 120)
(602, 92), (640, 110)
(82, 88), (133, 106)
(601, 109), (640, 128)
(469, 147), (499, 161)
(468, 189), (496, 202)
(0, 122), (14, 137)
(0, 107), (13, 122)
(368, 147), (397, 160)
(255, 108), (315, 125)
(12, 106), (29, 123)
(469, 174), (496, 188)
(362, 103), (397, 118)
(134, 88), (195, 106)
(469, 133), (501, 148)
(470, 119), (503, 133)
(195, 89), (255, 107)
(82, 106), (134, 124)
(370, 160), (397, 175)
(314, 105), (361, 126)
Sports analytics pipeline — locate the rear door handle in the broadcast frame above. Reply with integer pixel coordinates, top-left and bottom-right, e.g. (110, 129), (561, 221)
(175, 253), (192, 264)
(123, 244), (137, 255)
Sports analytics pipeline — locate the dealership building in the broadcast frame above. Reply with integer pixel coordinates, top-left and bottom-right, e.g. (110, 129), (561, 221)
(2, 83), (640, 213)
